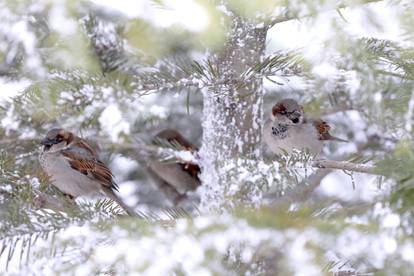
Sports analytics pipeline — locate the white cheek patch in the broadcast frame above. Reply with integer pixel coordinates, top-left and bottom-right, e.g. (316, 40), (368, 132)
(277, 115), (295, 125)
(48, 141), (69, 153)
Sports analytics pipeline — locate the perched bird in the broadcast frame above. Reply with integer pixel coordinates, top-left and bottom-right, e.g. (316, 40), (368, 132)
(148, 129), (200, 205)
(263, 99), (347, 155)
(39, 128), (136, 216)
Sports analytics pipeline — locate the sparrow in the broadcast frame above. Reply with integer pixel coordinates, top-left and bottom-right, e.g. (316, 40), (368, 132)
(147, 129), (201, 205)
(263, 98), (347, 155)
(39, 128), (136, 216)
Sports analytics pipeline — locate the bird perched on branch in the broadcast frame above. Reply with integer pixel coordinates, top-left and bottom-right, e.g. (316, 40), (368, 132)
(263, 99), (347, 155)
(148, 129), (200, 205)
(39, 128), (136, 216)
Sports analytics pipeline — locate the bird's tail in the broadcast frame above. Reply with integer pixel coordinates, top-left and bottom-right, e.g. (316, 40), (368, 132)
(102, 187), (138, 217)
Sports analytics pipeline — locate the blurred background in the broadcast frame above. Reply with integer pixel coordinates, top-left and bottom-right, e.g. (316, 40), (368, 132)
(0, 0), (414, 274)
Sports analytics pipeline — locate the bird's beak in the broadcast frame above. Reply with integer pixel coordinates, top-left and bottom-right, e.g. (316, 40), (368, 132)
(290, 111), (302, 124)
(41, 138), (54, 146)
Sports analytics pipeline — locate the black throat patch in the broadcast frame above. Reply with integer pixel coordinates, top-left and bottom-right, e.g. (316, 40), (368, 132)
(272, 124), (288, 139)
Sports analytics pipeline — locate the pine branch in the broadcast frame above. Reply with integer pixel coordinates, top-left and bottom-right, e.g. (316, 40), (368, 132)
(81, 14), (206, 93)
(82, 14), (131, 73)
(243, 51), (306, 80)
(267, 0), (384, 28)
(362, 37), (414, 79)
(98, 138), (198, 165)
(0, 193), (193, 270)
(270, 140), (381, 205)
(83, 14), (310, 95)
(312, 159), (378, 174)
(121, 138), (379, 175)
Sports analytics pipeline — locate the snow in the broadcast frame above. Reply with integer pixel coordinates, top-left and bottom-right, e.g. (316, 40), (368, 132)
(89, 0), (209, 32)
(404, 90), (414, 132)
(0, 79), (31, 104)
(0, 0), (413, 274)
(1, 104), (19, 134)
(267, 0), (406, 54)
(317, 171), (380, 202)
(382, 213), (401, 228)
(0, 4), (45, 77)
(6, 209), (409, 275)
(401, 243), (414, 263)
(99, 104), (131, 142)
(48, 1), (77, 35)
(110, 155), (139, 182)
(288, 232), (320, 276)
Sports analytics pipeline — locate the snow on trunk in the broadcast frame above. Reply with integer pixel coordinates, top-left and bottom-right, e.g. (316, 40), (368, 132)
(199, 15), (268, 210)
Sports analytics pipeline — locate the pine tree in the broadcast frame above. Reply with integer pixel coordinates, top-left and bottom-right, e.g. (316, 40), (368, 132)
(0, 0), (414, 274)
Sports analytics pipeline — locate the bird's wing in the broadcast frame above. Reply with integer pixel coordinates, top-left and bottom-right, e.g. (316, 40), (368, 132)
(153, 132), (201, 181)
(147, 166), (184, 204)
(312, 119), (348, 142)
(179, 162), (200, 180)
(60, 140), (117, 191)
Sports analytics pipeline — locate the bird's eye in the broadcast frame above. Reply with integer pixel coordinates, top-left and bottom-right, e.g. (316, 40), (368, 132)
(292, 118), (299, 124)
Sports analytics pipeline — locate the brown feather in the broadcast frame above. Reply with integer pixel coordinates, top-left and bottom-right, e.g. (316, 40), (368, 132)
(153, 129), (201, 182)
(61, 150), (115, 190)
(154, 129), (198, 151)
(180, 163), (200, 180)
(313, 119), (347, 142)
(313, 119), (331, 140)
(272, 103), (286, 116)
(41, 128), (134, 215)
(59, 129), (74, 144)
(74, 138), (99, 157)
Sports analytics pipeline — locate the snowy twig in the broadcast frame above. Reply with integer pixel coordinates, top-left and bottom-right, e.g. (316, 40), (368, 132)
(268, 0), (383, 28)
(137, 144), (379, 174)
(96, 138), (198, 165)
(312, 159), (378, 175)
(134, 143), (198, 164)
(269, 160), (379, 206)
(270, 141), (380, 205)
(268, 169), (332, 205)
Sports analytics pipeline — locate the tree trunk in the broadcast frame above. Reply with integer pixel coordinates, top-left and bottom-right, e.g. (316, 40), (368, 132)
(199, 15), (268, 209)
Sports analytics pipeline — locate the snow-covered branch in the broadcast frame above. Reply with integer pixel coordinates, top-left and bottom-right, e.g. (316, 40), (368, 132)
(312, 159), (378, 174)
(134, 143), (198, 164)
(103, 138), (380, 176)
(96, 138), (198, 165)
(268, 168), (332, 205)
(268, 0), (384, 28)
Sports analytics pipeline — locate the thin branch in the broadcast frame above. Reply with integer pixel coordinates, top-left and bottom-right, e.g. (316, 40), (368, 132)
(270, 159), (379, 206)
(97, 138), (198, 165)
(312, 159), (378, 174)
(270, 140), (380, 205)
(107, 138), (379, 175)
(269, 168), (332, 205)
(268, 0), (383, 28)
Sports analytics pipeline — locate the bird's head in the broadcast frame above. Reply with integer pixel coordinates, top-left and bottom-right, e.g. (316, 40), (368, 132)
(41, 128), (74, 151)
(271, 98), (304, 125)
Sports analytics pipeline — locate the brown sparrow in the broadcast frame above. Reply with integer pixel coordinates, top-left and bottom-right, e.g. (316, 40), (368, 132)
(148, 129), (200, 205)
(263, 99), (347, 155)
(39, 128), (136, 216)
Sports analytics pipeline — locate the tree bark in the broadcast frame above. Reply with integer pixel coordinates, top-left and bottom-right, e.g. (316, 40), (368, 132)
(199, 14), (268, 209)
